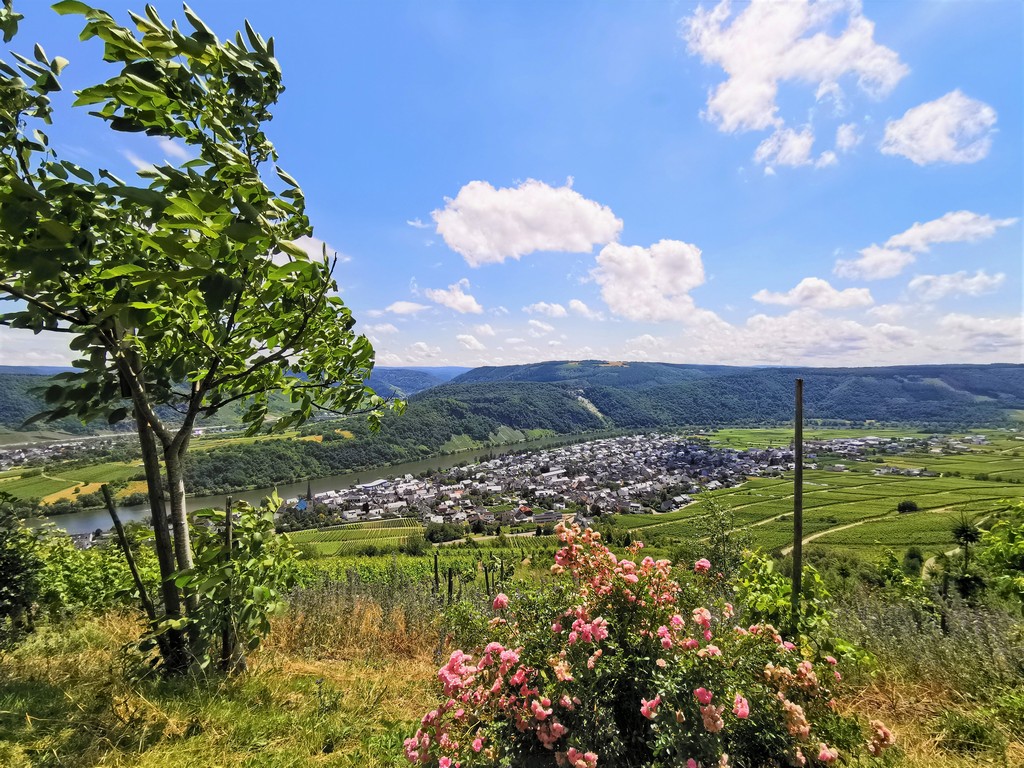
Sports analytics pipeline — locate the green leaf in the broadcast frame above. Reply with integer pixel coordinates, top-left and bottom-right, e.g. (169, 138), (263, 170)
(51, 1), (93, 15)
(98, 264), (145, 278)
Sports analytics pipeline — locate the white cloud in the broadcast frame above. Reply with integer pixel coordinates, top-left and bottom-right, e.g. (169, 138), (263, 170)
(866, 303), (907, 322)
(938, 314), (1022, 353)
(523, 301), (568, 318)
(836, 122), (862, 152)
(833, 210), (1017, 281)
(505, 337), (526, 344)
(456, 334), (486, 351)
(881, 90), (997, 165)
(528, 319), (555, 337)
(474, 323), (496, 337)
(157, 137), (190, 162)
(122, 150), (155, 173)
(907, 270), (1005, 301)
(815, 150), (838, 168)
(884, 210), (1018, 253)
(568, 298), (604, 320)
(834, 245), (915, 280)
(406, 218), (431, 229)
(591, 239), (719, 324)
(365, 323), (399, 334)
(683, 0), (907, 133)
(753, 277), (873, 309)
(754, 126), (815, 168)
(627, 334), (662, 349)
(0, 325), (76, 366)
(423, 278), (484, 314)
(386, 301), (430, 315)
(407, 341), (441, 360)
(432, 178), (622, 266)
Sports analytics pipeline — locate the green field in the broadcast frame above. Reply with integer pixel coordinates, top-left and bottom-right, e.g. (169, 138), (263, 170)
(612, 428), (1024, 562)
(289, 518), (423, 556)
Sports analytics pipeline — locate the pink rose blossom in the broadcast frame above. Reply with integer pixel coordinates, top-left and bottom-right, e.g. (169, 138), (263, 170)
(694, 687), (714, 705)
(694, 558), (712, 573)
(492, 593), (509, 610)
(733, 694), (749, 719)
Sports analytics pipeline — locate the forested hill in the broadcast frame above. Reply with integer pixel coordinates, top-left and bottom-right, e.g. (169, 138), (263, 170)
(449, 361), (1024, 427)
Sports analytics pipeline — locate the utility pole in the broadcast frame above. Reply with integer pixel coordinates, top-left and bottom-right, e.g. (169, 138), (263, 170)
(791, 378), (804, 635)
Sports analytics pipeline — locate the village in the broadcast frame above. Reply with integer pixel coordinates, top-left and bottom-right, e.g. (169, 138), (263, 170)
(274, 431), (994, 534)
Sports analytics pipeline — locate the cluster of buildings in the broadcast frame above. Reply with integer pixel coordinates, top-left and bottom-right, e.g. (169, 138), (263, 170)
(279, 433), (802, 532)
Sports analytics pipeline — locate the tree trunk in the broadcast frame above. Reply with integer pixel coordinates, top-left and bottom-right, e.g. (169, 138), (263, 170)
(137, 417), (190, 674)
(163, 450), (195, 574)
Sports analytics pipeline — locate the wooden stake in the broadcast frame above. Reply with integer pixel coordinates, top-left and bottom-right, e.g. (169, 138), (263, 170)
(791, 378), (804, 635)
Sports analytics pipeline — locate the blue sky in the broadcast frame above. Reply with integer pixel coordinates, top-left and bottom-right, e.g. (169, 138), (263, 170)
(2, 0), (1021, 367)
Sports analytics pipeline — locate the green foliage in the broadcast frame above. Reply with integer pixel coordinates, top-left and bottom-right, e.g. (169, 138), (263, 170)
(932, 710), (1008, 756)
(0, 493), (41, 642)
(896, 499), (919, 513)
(980, 501), (1024, 611)
(171, 494), (297, 665)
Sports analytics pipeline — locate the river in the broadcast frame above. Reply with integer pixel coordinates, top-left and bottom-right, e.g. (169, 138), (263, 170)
(26, 430), (624, 535)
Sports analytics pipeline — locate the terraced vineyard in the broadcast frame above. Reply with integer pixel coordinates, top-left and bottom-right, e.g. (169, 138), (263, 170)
(288, 518), (423, 556)
(612, 429), (1024, 562)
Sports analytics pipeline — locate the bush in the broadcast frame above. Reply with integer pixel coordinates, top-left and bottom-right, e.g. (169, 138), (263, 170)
(896, 500), (919, 514)
(406, 523), (893, 767)
(933, 710), (1007, 756)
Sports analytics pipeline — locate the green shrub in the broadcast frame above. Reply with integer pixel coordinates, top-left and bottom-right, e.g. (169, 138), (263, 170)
(933, 710), (1007, 755)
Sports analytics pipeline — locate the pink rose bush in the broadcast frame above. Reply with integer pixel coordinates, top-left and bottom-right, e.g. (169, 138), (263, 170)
(406, 523), (892, 767)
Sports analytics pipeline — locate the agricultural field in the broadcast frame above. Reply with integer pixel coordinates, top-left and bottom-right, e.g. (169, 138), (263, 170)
(288, 518), (423, 556)
(612, 428), (1024, 563)
(0, 461), (144, 504)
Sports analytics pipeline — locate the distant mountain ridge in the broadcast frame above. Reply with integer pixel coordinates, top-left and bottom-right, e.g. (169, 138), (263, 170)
(1, 361), (1020, 440)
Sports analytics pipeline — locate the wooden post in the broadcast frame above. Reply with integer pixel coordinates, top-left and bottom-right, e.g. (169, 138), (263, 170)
(791, 379), (804, 635)
(433, 550), (440, 595)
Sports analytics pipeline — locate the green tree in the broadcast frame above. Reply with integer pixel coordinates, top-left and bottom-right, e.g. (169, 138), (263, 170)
(896, 499), (919, 514)
(0, 2), (391, 672)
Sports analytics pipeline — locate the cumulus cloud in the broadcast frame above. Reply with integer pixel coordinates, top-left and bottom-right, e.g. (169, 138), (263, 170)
(591, 239), (720, 324)
(406, 218), (431, 229)
(523, 301), (568, 318)
(907, 270), (1005, 301)
(407, 341), (441, 360)
(938, 314), (1022, 353)
(364, 323), (399, 335)
(386, 300), (430, 315)
(753, 277), (873, 309)
(505, 337), (526, 344)
(884, 210), (1018, 253)
(836, 122), (862, 152)
(423, 278), (484, 314)
(528, 319), (555, 337)
(682, 0), (907, 133)
(881, 90), (997, 165)
(474, 323), (496, 337)
(833, 210), (1018, 280)
(568, 299), (604, 320)
(456, 334), (486, 351)
(754, 126), (815, 168)
(866, 303), (907, 322)
(815, 150), (838, 168)
(834, 245), (915, 280)
(432, 178), (622, 266)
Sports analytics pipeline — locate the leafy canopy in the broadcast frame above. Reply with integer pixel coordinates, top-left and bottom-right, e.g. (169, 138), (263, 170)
(0, 1), (392, 436)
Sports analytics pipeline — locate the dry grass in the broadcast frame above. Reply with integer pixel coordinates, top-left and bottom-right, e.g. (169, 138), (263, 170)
(41, 481), (100, 503)
(848, 677), (1022, 766)
(0, 606), (438, 768)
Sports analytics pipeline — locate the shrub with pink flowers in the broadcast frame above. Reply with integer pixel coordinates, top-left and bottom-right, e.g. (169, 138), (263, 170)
(406, 523), (893, 767)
